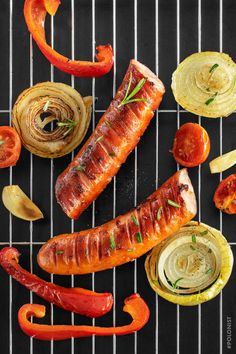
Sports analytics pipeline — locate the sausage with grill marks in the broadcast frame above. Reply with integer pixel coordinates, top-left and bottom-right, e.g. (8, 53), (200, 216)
(55, 59), (165, 219)
(38, 169), (197, 275)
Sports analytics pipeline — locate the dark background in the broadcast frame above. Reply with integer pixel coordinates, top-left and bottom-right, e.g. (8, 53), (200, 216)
(0, 0), (235, 353)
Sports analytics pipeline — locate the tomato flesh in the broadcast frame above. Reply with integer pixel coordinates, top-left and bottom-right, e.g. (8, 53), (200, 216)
(0, 126), (21, 168)
(172, 122), (210, 167)
(43, 0), (61, 16)
(214, 174), (236, 214)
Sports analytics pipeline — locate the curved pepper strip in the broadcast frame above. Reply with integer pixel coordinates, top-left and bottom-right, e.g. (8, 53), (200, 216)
(24, 0), (114, 77)
(0, 247), (113, 318)
(18, 294), (150, 340)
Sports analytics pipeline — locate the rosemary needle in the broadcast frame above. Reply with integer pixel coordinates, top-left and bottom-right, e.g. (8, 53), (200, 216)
(118, 72), (148, 108)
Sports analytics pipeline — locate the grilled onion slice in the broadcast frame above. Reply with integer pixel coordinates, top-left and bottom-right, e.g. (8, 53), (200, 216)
(12, 82), (92, 158)
(145, 221), (233, 305)
(210, 149), (236, 173)
(171, 52), (236, 118)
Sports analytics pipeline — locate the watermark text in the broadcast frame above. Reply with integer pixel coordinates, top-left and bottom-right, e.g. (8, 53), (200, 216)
(226, 316), (232, 349)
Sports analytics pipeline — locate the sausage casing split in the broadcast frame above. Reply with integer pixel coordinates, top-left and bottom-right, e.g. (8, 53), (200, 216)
(38, 169), (197, 275)
(55, 59), (165, 219)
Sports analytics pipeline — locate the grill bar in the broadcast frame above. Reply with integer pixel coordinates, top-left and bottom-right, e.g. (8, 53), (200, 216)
(112, 1), (117, 354)
(70, 1), (75, 353)
(219, 0), (223, 353)
(50, 13), (55, 354)
(197, 0), (202, 353)
(1, 241), (236, 246)
(134, 1), (138, 353)
(92, 1), (96, 353)
(155, 0), (159, 352)
(9, 1), (13, 354)
(176, 1), (181, 353)
(29, 29), (34, 354)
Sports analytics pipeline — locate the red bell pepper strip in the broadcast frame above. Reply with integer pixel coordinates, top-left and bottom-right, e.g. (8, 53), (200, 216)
(24, 0), (114, 77)
(18, 294), (150, 340)
(0, 247), (113, 318)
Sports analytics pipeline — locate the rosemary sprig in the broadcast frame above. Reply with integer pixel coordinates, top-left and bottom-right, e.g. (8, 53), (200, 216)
(136, 232), (143, 243)
(172, 277), (184, 289)
(200, 230), (208, 236)
(57, 118), (77, 136)
(205, 268), (212, 274)
(75, 164), (85, 172)
(57, 118), (77, 128)
(105, 120), (112, 128)
(95, 135), (103, 144)
(131, 215), (139, 226)
(110, 234), (116, 250)
(192, 234), (197, 243)
(156, 206), (163, 221)
(85, 247), (89, 258)
(209, 63), (219, 73)
(167, 199), (180, 208)
(118, 72), (148, 108)
(55, 250), (64, 255)
(205, 92), (218, 105)
(43, 100), (50, 112)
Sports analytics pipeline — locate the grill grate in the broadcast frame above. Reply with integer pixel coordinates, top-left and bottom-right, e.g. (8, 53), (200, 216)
(0, 1), (235, 354)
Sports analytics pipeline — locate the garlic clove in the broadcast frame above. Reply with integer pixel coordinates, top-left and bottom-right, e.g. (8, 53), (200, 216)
(2, 185), (44, 221)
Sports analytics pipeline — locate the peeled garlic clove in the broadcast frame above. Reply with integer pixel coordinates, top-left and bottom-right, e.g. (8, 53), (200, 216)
(2, 185), (44, 221)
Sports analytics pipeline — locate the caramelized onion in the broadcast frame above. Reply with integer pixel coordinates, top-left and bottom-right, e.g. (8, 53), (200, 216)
(12, 82), (92, 158)
(171, 52), (236, 118)
(145, 221), (233, 305)
(209, 149), (236, 173)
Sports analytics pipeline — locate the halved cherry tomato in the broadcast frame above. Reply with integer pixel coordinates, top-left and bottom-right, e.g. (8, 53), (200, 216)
(0, 126), (21, 168)
(172, 122), (210, 167)
(43, 0), (61, 16)
(213, 174), (236, 214)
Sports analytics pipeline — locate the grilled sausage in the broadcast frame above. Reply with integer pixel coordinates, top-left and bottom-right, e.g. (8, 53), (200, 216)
(55, 60), (165, 219)
(38, 169), (197, 275)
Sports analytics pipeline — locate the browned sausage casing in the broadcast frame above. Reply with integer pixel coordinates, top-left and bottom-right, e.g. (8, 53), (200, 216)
(55, 60), (165, 219)
(38, 169), (197, 275)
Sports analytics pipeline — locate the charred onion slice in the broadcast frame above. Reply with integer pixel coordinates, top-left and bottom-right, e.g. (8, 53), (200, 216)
(171, 52), (236, 118)
(210, 149), (236, 173)
(145, 221), (233, 305)
(12, 82), (92, 158)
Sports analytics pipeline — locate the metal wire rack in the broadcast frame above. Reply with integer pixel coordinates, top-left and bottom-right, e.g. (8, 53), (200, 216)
(0, 1), (235, 354)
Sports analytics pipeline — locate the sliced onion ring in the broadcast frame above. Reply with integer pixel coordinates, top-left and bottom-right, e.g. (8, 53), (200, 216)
(171, 52), (236, 118)
(12, 82), (92, 158)
(145, 221), (233, 305)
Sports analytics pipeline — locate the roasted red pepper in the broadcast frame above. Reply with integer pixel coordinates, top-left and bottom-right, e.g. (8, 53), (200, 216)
(18, 294), (149, 340)
(24, 0), (114, 77)
(0, 247), (113, 318)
